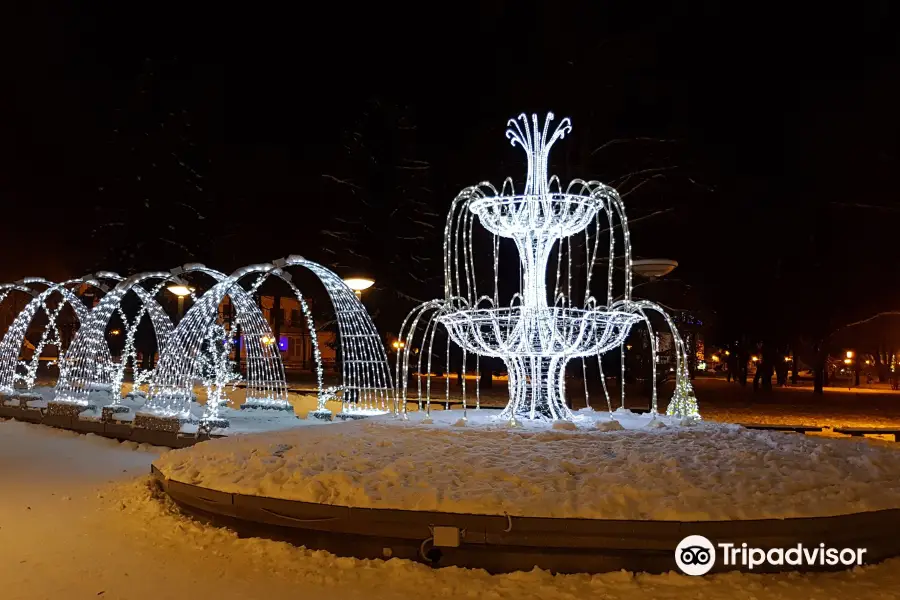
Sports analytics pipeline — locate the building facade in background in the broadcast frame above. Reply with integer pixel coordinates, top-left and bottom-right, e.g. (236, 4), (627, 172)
(252, 295), (337, 371)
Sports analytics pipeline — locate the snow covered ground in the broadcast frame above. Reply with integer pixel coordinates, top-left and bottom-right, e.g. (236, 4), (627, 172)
(704, 403), (900, 429)
(153, 409), (900, 521)
(5, 418), (900, 599)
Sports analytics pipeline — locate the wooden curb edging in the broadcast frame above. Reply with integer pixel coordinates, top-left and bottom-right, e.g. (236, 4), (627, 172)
(151, 466), (900, 575)
(0, 404), (223, 448)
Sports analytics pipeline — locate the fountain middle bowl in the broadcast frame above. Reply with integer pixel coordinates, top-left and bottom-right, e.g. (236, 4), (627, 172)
(437, 306), (641, 358)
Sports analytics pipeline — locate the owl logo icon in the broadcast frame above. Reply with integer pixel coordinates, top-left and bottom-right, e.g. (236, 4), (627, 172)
(675, 535), (716, 575)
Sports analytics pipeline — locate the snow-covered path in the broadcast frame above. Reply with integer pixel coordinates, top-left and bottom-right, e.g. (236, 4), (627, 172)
(3, 419), (900, 599)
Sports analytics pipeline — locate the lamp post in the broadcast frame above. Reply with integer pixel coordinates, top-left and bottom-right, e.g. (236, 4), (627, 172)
(166, 284), (193, 322)
(343, 277), (375, 300)
(629, 259), (686, 379)
(631, 258), (679, 280)
(845, 350), (860, 387)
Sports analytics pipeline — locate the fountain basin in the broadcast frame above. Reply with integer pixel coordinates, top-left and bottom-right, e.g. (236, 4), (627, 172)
(151, 414), (900, 573)
(438, 306), (640, 358)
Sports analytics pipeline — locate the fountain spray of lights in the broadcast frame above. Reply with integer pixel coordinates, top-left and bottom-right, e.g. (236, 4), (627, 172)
(396, 112), (700, 423)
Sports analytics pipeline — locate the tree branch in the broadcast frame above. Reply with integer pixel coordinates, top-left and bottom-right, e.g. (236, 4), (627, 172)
(830, 311), (900, 337)
(590, 137), (677, 156)
(831, 202), (900, 213)
(596, 208), (674, 235)
(321, 174), (361, 190)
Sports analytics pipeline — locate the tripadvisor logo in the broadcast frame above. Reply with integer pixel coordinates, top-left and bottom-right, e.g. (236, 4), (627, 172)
(674, 535), (868, 575)
(675, 535), (716, 575)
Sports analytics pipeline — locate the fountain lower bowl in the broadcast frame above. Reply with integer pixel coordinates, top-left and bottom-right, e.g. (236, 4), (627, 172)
(437, 306), (640, 358)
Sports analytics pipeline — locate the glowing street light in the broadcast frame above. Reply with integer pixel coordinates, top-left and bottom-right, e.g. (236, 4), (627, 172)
(846, 350), (854, 360)
(166, 284), (192, 297)
(343, 277), (374, 299)
(166, 283), (194, 321)
(631, 258), (678, 279)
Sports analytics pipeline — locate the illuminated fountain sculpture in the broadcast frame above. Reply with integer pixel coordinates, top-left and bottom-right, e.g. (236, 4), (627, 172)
(396, 113), (700, 422)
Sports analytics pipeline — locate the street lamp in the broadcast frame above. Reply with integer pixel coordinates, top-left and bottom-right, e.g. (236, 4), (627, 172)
(166, 284), (192, 297)
(630, 259), (681, 297)
(631, 259), (679, 279)
(166, 283), (194, 321)
(343, 277), (375, 300)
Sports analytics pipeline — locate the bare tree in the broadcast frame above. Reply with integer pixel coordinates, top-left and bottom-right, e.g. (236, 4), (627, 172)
(90, 58), (218, 273)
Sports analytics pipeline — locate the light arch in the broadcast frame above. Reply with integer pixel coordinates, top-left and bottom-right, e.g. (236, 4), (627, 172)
(143, 257), (391, 419)
(56, 272), (174, 404)
(55, 262), (284, 405)
(144, 263), (288, 417)
(0, 278), (112, 394)
(276, 255), (393, 414)
(55, 263), (324, 413)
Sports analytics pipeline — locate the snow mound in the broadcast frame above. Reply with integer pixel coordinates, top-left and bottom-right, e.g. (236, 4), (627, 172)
(596, 419), (624, 432)
(153, 411), (900, 521)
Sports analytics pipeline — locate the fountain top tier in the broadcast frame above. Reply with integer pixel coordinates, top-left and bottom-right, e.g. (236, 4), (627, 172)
(439, 112), (642, 352)
(467, 113), (600, 241)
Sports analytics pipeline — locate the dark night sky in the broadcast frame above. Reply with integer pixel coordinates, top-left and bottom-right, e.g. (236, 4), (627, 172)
(1, 1), (898, 342)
